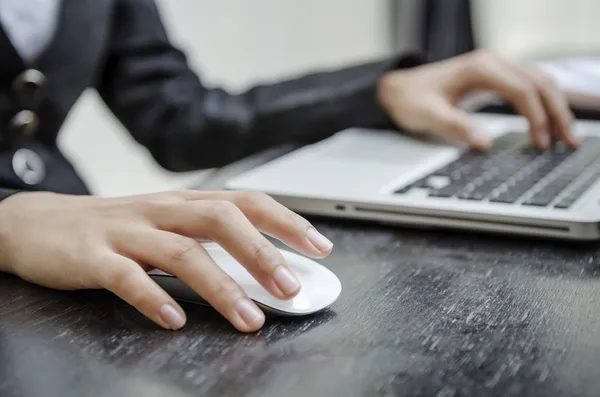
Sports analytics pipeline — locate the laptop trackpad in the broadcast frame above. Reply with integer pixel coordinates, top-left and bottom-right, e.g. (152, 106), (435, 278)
(317, 129), (457, 165)
(226, 129), (459, 196)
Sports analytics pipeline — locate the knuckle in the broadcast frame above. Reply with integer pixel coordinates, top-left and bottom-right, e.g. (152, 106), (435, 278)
(166, 238), (199, 269)
(235, 191), (272, 212)
(162, 189), (192, 202)
(531, 115), (549, 132)
(106, 264), (138, 292)
(512, 83), (545, 115)
(535, 71), (556, 87)
(285, 210), (307, 231)
(136, 197), (174, 217)
(210, 276), (243, 302)
(443, 115), (469, 136)
(515, 82), (537, 100)
(541, 75), (556, 88)
(533, 77), (556, 95)
(529, 107), (549, 128)
(106, 265), (154, 309)
(202, 200), (242, 225)
(250, 242), (281, 273)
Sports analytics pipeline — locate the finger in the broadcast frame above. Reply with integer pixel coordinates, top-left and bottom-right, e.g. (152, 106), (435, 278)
(421, 98), (492, 150)
(171, 190), (333, 258)
(97, 252), (187, 330)
(522, 68), (579, 147)
(117, 230), (265, 333)
(462, 54), (551, 149)
(149, 200), (301, 300)
(231, 192), (334, 256)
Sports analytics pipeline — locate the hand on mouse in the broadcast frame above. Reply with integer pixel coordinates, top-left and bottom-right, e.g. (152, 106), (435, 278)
(0, 190), (333, 333)
(377, 49), (580, 150)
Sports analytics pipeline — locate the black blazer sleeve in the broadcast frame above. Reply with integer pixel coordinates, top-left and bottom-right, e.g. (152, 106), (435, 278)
(97, 0), (425, 172)
(0, 189), (18, 201)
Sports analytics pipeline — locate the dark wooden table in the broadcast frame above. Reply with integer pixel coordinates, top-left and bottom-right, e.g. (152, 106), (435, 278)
(2, 147), (600, 397)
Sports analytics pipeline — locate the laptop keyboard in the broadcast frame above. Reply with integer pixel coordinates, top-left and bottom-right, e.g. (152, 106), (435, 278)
(394, 132), (600, 209)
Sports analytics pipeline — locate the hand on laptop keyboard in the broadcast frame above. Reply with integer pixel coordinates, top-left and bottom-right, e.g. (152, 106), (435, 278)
(377, 49), (580, 151)
(396, 133), (600, 209)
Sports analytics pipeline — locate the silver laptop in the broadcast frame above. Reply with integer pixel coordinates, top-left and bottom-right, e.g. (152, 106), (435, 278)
(225, 114), (600, 241)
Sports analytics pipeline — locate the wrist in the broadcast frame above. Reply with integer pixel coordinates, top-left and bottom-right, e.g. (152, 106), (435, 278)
(377, 69), (405, 113)
(376, 72), (394, 109)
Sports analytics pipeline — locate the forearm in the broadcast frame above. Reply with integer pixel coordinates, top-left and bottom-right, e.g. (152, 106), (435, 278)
(138, 54), (424, 171)
(100, 0), (427, 172)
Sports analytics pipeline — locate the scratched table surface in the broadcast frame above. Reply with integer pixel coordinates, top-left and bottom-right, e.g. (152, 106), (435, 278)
(2, 147), (600, 397)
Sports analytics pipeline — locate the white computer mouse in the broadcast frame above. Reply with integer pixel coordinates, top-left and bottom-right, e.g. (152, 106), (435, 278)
(147, 242), (342, 316)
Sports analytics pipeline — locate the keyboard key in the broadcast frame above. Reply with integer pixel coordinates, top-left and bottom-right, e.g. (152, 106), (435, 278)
(489, 192), (521, 204)
(433, 152), (481, 177)
(522, 194), (555, 207)
(553, 161), (600, 209)
(554, 197), (577, 209)
(503, 179), (540, 200)
(429, 184), (463, 198)
(394, 177), (429, 193)
(457, 190), (486, 201)
(429, 190), (454, 198)
(394, 134), (600, 204)
(457, 175), (503, 200)
(426, 176), (452, 190)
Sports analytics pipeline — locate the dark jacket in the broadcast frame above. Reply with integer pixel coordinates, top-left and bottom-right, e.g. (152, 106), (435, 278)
(391, 0), (475, 61)
(420, 0), (475, 61)
(0, 0), (424, 201)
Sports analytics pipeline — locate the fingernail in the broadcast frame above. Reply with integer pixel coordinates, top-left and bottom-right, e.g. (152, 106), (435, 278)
(273, 266), (301, 296)
(159, 304), (186, 330)
(236, 298), (264, 327)
(306, 227), (334, 253)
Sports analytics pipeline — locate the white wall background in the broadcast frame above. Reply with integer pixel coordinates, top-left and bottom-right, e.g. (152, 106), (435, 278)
(472, 0), (600, 61)
(57, 0), (600, 197)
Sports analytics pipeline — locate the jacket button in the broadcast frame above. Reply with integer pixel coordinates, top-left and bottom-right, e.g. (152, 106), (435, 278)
(12, 148), (45, 185)
(9, 110), (39, 138)
(12, 69), (46, 107)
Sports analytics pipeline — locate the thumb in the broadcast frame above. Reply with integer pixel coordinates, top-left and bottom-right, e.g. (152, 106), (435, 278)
(426, 101), (492, 150)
